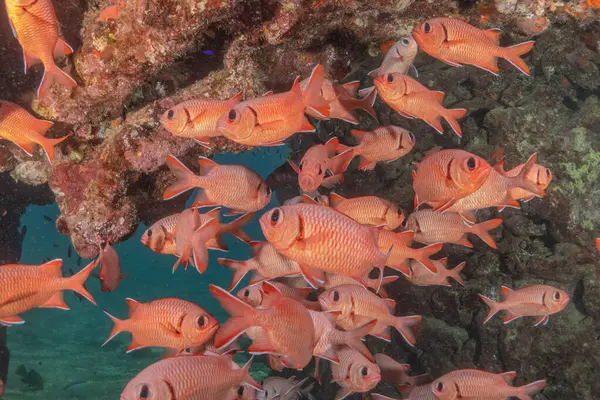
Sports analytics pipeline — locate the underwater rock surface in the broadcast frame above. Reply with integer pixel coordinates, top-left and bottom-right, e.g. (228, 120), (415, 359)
(0, 0), (599, 399)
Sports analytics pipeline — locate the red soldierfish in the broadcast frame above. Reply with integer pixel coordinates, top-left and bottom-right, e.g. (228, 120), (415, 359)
(301, 78), (378, 124)
(288, 137), (353, 193)
(210, 283), (315, 370)
(160, 93), (242, 147)
(412, 149), (491, 212)
(331, 347), (381, 400)
(5, 0), (77, 97)
(218, 241), (301, 291)
(0, 100), (69, 163)
(407, 258), (466, 287)
(479, 284), (569, 326)
(164, 155), (272, 213)
(235, 282), (319, 311)
(497, 161), (552, 210)
(0, 259), (96, 326)
(431, 369), (546, 400)
(404, 210), (503, 249)
(374, 73), (467, 137)
(97, 0), (125, 22)
(377, 230), (442, 277)
(95, 237), (126, 292)
(102, 297), (219, 353)
(215, 64), (330, 146)
(327, 193), (405, 230)
(173, 208), (219, 273)
(412, 18), (535, 75)
(259, 203), (389, 290)
(318, 284), (421, 346)
(120, 353), (262, 400)
(338, 126), (415, 171)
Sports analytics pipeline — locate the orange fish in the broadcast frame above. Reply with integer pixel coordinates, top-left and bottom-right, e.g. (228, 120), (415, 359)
(210, 283), (315, 370)
(327, 193), (405, 230)
(431, 370), (546, 400)
(0, 259), (96, 326)
(479, 284), (569, 326)
(6, 0), (77, 97)
(94, 236), (126, 292)
(120, 353), (261, 400)
(404, 210), (503, 249)
(97, 0), (125, 22)
(300, 78), (377, 124)
(218, 241), (301, 291)
(319, 284), (421, 346)
(596, 238), (600, 252)
(412, 18), (535, 76)
(259, 203), (389, 289)
(412, 149), (492, 212)
(443, 154), (546, 221)
(375, 353), (429, 389)
(0, 100), (69, 163)
(216, 64), (329, 146)
(164, 155), (271, 213)
(160, 93), (242, 147)
(407, 258), (465, 287)
(377, 230), (442, 277)
(235, 282), (319, 311)
(497, 161), (552, 210)
(374, 73), (467, 136)
(322, 272), (399, 298)
(338, 126), (415, 171)
(331, 347), (381, 400)
(288, 137), (353, 193)
(173, 208), (219, 273)
(103, 297), (219, 353)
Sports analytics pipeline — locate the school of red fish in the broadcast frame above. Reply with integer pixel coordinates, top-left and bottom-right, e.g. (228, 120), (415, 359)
(1, 5), (595, 399)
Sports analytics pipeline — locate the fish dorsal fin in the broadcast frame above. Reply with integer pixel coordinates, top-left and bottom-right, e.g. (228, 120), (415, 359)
(349, 129), (368, 144)
(290, 76), (302, 95)
(262, 91), (274, 97)
(500, 371), (517, 384)
(395, 230), (414, 245)
(500, 286), (512, 299)
(342, 81), (360, 97)
(260, 281), (283, 308)
(125, 298), (142, 316)
(226, 92), (242, 106)
(432, 91), (445, 104)
(383, 298), (396, 313)
(31, 119), (54, 134)
(485, 28), (502, 44)
(329, 192), (346, 208)
(41, 259), (63, 277)
(196, 157), (218, 175)
(301, 194), (318, 204)
(324, 136), (340, 155)
(439, 257), (448, 266)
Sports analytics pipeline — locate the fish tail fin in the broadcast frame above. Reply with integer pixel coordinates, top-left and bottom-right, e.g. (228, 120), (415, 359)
(222, 212), (255, 243)
(209, 285), (256, 349)
(163, 155), (199, 200)
(346, 320), (376, 362)
(503, 40), (535, 76)
(240, 356), (263, 391)
(392, 315), (421, 346)
(102, 309), (126, 346)
(443, 108), (467, 137)
(302, 64), (330, 117)
(65, 259), (97, 305)
(479, 294), (501, 324)
(35, 134), (70, 164)
(38, 64), (77, 98)
(470, 218), (503, 249)
(449, 261), (466, 286)
(412, 243), (443, 274)
(218, 258), (253, 291)
(359, 86), (379, 121)
(515, 379), (546, 400)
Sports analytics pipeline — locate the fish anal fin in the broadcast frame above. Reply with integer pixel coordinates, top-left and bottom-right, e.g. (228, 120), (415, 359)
(298, 116), (315, 133)
(54, 38), (74, 58)
(126, 339), (146, 353)
(485, 28), (502, 44)
(39, 292), (69, 310)
(0, 315), (25, 326)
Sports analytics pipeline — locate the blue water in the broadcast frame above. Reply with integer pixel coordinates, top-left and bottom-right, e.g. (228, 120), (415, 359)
(5, 146), (289, 399)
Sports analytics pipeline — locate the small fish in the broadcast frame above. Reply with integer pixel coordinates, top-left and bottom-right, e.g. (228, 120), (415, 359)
(337, 126), (415, 171)
(94, 237), (126, 292)
(202, 50), (216, 56)
(322, 273), (399, 298)
(497, 161), (552, 209)
(431, 369), (546, 400)
(412, 18), (535, 75)
(412, 149), (491, 212)
(235, 282), (319, 311)
(259, 203), (388, 290)
(288, 137), (353, 193)
(120, 353), (261, 400)
(331, 347), (381, 400)
(216, 65), (330, 147)
(377, 230), (442, 277)
(0, 101), (70, 163)
(373, 73), (467, 137)
(319, 284), (421, 346)
(327, 193), (404, 230)
(218, 241), (301, 291)
(300, 78), (377, 124)
(257, 376), (316, 400)
(43, 215), (54, 223)
(210, 282), (315, 370)
(67, 244), (72, 259)
(375, 353), (428, 388)
(97, 1), (125, 22)
(368, 37), (419, 78)
(102, 297), (219, 353)
(5, 0), (77, 97)
(479, 284), (569, 326)
(0, 259), (97, 326)
(407, 258), (466, 287)
(160, 94), (241, 146)
(163, 155), (272, 213)
(404, 210), (503, 249)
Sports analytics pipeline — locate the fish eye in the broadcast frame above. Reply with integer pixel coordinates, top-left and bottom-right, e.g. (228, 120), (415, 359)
(402, 38), (410, 45)
(198, 315), (208, 328)
(553, 292), (561, 301)
(361, 366), (368, 376)
(386, 74), (394, 83)
(408, 131), (415, 142)
(546, 169), (551, 177)
(228, 109), (237, 121)
(147, 229), (153, 237)
(270, 209), (281, 224)
(266, 186), (272, 195)
(424, 23), (432, 33)
(466, 157), (476, 171)
(167, 110), (175, 120)
(333, 291), (340, 302)
(139, 384), (150, 399)
(244, 289), (250, 298)
(436, 381), (444, 391)
(401, 219), (408, 228)
(237, 386), (244, 396)
(318, 165), (323, 175)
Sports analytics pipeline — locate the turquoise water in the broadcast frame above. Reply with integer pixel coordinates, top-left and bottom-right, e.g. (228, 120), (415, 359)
(4, 146), (289, 399)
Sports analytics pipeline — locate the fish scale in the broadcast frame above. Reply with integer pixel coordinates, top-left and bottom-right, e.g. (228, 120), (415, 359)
(408, 210), (469, 243)
(331, 194), (403, 230)
(501, 285), (550, 316)
(196, 165), (264, 207)
(353, 126), (412, 163)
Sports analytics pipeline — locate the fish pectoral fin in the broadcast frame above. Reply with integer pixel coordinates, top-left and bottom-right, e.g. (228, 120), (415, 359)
(39, 292), (70, 310)
(297, 263), (325, 290)
(321, 174), (343, 189)
(188, 109), (207, 125)
(0, 315), (25, 326)
(534, 315), (549, 327)
(256, 120), (285, 134)
(439, 57), (463, 67)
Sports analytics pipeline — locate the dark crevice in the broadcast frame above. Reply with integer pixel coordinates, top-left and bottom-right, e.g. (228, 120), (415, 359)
(571, 278), (587, 316)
